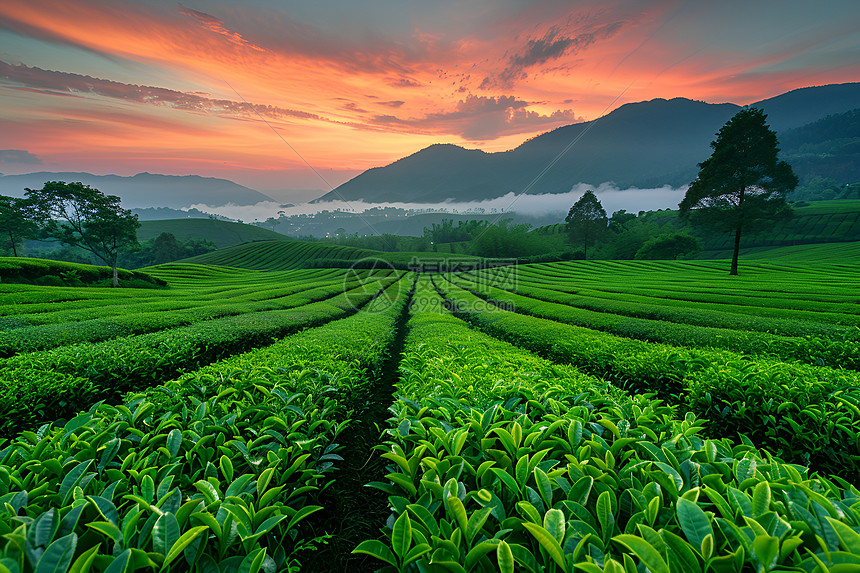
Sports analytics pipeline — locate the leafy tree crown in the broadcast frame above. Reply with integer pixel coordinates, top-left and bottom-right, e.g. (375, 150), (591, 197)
(679, 108), (797, 232)
(566, 190), (607, 226)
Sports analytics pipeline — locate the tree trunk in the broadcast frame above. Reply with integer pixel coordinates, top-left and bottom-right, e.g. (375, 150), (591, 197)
(8, 231), (17, 257)
(730, 185), (746, 276)
(112, 265), (119, 287)
(583, 230), (588, 260)
(730, 224), (742, 275)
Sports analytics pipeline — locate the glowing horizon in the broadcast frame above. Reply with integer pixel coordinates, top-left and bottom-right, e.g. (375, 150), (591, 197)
(1, 0), (858, 199)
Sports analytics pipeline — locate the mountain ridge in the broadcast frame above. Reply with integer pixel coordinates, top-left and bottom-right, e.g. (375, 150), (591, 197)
(0, 171), (274, 209)
(315, 82), (860, 203)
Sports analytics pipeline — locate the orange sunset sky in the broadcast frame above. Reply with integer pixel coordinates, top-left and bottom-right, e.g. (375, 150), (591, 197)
(1, 0), (858, 201)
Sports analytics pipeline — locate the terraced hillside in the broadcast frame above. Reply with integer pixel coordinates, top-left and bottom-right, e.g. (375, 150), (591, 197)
(701, 200), (860, 255)
(137, 218), (289, 249)
(708, 239), (860, 261)
(179, 240), (378, 270)
(2, 255), (860, 572)
(181, 239), (484, 270)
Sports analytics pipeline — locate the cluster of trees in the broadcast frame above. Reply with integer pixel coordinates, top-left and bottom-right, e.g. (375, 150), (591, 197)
(564, 108), (798, 274)
(0, 181), (140, 286)
(424, 219), (487, 244)
(321, 232), (432, 252)
(563, 193), (702, 261)
(422, 218), (551, 258)
(789, 176), (860, 202)
(119, 232), (216, 268)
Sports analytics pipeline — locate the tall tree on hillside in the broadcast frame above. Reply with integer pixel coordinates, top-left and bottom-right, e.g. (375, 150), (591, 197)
(151, 232), (183, 265)
(0, 195), (38, 256)
(26, 181), (140, 286)
(680, 108), (797, 275)
(566, 190), (607, 259)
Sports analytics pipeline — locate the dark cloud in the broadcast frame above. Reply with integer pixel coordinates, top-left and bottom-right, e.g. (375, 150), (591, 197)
(0, 149), (42, 164)
(0, 60), (319, 122)
(377, 100), (406, 108)
(370, 94), (580, 140)
(389, 78), (424, 88)
(482, 21), (625, 89)
(178, 5), (265, 52)
(343, 102), (369, 113)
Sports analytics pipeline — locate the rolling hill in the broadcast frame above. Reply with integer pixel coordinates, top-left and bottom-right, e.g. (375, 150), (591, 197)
(0, 172), (274, 209)
(315, 83), (860, 203)
(137, 219), (289, 249)
(694, 200), (860, 254)
(732, 240), (860, 261)
(177, 239), (481, 271)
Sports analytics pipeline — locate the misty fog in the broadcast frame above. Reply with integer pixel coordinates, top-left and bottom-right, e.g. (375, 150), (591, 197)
(189, 182), (688, 224)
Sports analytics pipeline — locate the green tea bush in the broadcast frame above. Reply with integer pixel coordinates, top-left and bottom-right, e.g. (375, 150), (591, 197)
(0, 277), (400, 436)
(358, 280), (860, 572)
(435, 278), (860, 480)
(449, 274), (860, 370)
(0, 276), (374, 356)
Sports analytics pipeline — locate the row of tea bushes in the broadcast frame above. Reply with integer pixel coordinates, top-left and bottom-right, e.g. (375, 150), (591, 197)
(450, 273), (860, 370)
(434, 277), (860, 481)
(0, 275), (401, 436)
(0, 275), (371, 356)
(510, 262), (860, 321)
(0, 278), (413, 572)
(357, 281), (860, 572)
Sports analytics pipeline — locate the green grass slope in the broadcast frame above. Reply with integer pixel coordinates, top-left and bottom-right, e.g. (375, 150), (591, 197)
(178, 239), (483, 271)
(178, 240), (379, 270)
(703, 239), (860, 261)
(703, 199), (860, 252)
(137, 218), (289, 249)
(0, 257), (165, 287)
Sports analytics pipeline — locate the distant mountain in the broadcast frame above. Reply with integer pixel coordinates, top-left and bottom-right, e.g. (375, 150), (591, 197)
(779, 107), (860, 182)
(315, 83), (860, 203)
(0, 172), (273, 209)
(747, 83), (860, 131)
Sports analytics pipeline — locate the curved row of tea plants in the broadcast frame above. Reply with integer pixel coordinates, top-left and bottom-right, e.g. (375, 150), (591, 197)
(0, 268), (340, 327)
(0, 277), (413, 573)
(182, 240), (378, 271)
(0, 274), (401, 436)
(433, 277), (860, 481)
(356, 280), (860, 573)
(448, 273), (860, 370)
(513, 261), (860, 316)
(0, 268), (356, 323)
(143, 276), (410, 416)
(511, 265), (860, 328)
(477, 266), (860, 335)
(0, 274), (374, 356)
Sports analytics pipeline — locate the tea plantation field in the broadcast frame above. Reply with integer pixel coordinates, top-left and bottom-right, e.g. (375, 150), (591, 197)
(1, 254), (859, 573)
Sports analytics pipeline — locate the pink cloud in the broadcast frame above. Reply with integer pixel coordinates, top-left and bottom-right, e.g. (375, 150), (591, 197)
(371, 94), (581, 140)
